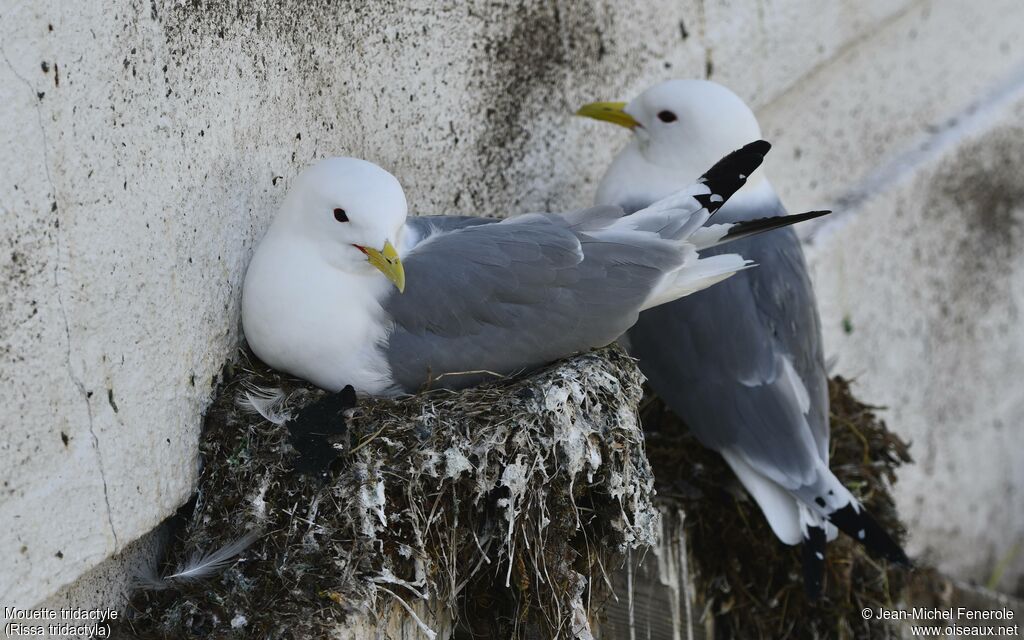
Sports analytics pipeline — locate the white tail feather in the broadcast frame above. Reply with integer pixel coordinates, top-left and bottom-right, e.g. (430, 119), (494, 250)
(721, 449), (802, 545)
(798, 502), (839, 542)
(641, 254), (754, 311)
(689, 223), (734, 250)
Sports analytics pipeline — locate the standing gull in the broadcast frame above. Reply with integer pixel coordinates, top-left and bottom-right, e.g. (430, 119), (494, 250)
(577, 79), (908, 597)
(242, 142), (825, 398)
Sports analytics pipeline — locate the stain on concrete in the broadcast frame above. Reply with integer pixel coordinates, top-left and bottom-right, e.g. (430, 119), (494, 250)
(930, 126), (1024, 318)
(472, 4), (572, 200)
(156, 0), (609, 216)
(471, 2), (605, 209)
(1, 229), (50, 373)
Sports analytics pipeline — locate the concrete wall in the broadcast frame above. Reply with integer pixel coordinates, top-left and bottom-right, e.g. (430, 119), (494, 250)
(2, 0), (1023, 617)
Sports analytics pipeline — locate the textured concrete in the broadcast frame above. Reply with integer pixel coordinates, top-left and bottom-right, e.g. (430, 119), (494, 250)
(761, 0), (1024, 590)
(1, 0), (1023, 620)
(804, 85), (1024, 591)
(37, 527), (165, 633)
(760, 0), (1024, 212)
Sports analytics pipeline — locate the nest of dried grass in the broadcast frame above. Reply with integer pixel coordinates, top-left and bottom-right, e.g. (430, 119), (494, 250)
(641, 375), (912, 640)
(115, 342), (913, 640)
(117, 345), (658, 639)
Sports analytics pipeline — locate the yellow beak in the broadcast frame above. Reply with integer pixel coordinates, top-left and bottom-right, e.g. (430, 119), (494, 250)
(575, 101), (640, 129)
(360, 240), (406, 293)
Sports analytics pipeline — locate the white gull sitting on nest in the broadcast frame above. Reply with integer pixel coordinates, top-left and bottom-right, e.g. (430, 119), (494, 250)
(241, 141), (825, 397)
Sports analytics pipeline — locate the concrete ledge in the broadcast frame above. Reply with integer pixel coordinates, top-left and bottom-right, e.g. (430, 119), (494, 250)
(3, 0), (1023, 617)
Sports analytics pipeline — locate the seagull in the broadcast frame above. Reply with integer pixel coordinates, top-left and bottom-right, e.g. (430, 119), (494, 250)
(577, 79), (908, 597)
(241, 142), (825, 400)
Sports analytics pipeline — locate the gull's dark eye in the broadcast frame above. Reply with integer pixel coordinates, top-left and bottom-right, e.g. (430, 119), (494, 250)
(333, 208), (349, 222)
(657, 110), (678, 123)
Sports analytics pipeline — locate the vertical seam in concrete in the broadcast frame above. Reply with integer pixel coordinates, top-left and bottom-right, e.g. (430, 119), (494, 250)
(1, 44), (121, 550)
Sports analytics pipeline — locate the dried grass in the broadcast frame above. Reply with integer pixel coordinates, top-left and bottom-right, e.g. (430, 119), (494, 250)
(642, 375), (912, 639)
(117, 345), (657, 639)
(116, 347), (913, 640)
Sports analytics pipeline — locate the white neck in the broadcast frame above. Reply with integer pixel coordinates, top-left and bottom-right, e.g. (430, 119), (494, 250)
(241, 232), (396, 393)
(595, 141), (768, 209)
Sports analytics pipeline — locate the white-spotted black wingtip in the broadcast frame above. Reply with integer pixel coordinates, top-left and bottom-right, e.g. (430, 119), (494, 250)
(828, 503), (911, 567)
(801, 525), (827, 601)
(696, 140), (773, 214)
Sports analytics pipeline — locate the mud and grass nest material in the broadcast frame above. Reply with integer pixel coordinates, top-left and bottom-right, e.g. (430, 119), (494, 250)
(119, 345), (658, 639)
(118, 344), (912, 639)
(642, 375), (912, 640)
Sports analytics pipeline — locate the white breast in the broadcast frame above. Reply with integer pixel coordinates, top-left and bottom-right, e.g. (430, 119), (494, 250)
(241, 235), (396, 394)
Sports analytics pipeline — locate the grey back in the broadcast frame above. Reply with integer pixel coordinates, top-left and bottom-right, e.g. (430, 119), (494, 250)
(383, 210), (684, 393)
(627, 195), (830, 488)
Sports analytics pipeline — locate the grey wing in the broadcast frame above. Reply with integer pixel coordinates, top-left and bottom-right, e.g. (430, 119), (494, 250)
(628, 198), (829, 489)
(408, 206), (626, 233)
(404, 215), (498, 236)
(383, 211), (683, 393)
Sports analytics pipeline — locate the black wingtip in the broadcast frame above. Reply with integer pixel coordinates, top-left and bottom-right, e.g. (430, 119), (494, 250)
(720, 210), (831, 243)
(828, 503), (912, 567)
(695, 140), (773, 213)
(801, 526), (827, 602)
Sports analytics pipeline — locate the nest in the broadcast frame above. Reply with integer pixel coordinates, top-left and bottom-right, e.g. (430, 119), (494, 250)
(116, 343), (912, 639)
(642, 375), (912, 640)
(117, 345), (658, 639)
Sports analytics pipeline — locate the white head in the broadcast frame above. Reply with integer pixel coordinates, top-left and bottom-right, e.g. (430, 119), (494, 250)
(577, 80), (765, 194)
(274, 157), (407, 291)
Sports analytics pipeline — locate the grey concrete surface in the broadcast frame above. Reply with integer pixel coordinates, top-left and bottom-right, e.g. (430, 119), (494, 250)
(805, 87), (1024, 591)
(1, 0), (1022, 624)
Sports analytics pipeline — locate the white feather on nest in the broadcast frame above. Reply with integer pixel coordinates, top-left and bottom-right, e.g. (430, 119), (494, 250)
(134, 530), (262, 591)
(235, 383), (292, 425)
